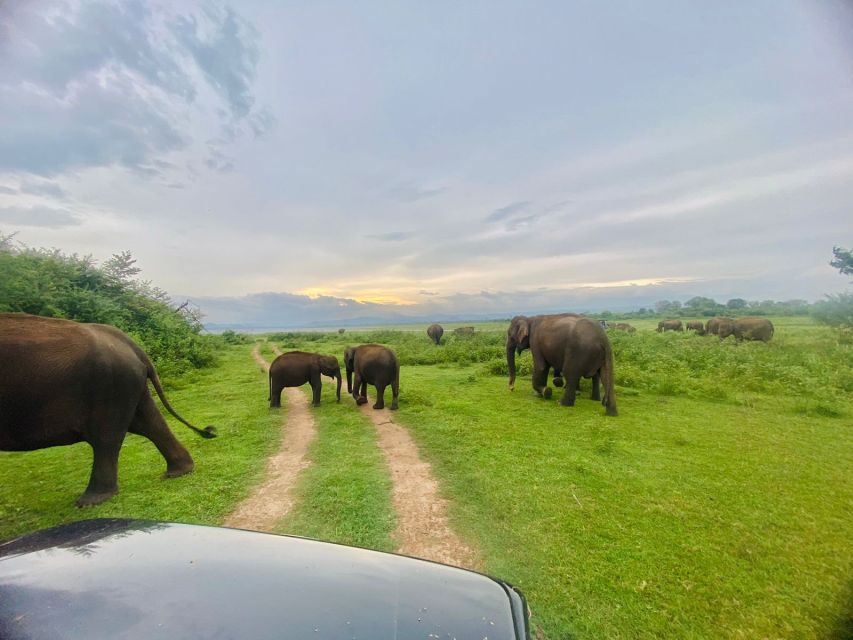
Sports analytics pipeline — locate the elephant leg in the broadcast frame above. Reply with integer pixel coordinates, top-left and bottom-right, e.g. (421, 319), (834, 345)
(128, 392), (194, 478)
(77, 439), (123, 507)
(270, 381), (283, 408)
(390, 376), (399, 410)
(311, 373), (321, 407)
(552, 366), (564, 388)
(560, 370), (580, 407)
(353, 372), (368, 405)
(374, 383), (386, 410)
(532, 362), (551, 399)
(591, 373), (601, 401)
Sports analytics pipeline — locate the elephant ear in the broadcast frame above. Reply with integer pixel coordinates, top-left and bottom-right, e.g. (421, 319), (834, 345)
(516, 319), (529, 344)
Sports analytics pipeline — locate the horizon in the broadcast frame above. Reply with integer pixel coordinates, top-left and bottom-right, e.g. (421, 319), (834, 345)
(1, 1), (851, 327)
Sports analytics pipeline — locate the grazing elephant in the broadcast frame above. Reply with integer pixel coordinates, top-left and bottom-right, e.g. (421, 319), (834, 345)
(507, 314), (616, 415)
(705, 316), (733, 335)
(685, 320), (705, 335)
(657, 319), (683, 332)
(613, 323), (636, 333)
(269, 351), (341, 408)
(453, 326), (476, 336)
(338, 328), (346, 335)
(506, 313), (580, 391)
(427, 323), (444, 345)
(718, 317), (774, 342)
(0, 313), (216, 507)
(344, 344), (400, 410)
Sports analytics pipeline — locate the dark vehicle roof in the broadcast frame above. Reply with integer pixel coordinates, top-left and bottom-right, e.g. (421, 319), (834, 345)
(0, 519), (529, 639)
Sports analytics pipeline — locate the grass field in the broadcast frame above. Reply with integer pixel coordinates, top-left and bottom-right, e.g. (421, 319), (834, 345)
(2, 316), (852, 638)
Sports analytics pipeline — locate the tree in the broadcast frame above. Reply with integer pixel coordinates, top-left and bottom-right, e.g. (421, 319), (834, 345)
(726, 298), (747, 309)
(830, 245), (852, 279)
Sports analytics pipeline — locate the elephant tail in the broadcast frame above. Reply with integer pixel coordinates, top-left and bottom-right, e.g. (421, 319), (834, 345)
(133, 347), (217, 439)
(601, 339), (618, 417)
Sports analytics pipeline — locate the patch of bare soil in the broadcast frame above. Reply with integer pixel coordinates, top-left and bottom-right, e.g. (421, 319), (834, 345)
(223, 345), (316, 532)
(359, 400), (478, 569)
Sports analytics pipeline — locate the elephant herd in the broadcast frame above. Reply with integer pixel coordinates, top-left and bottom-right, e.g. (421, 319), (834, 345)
(656, 316), (775, 342)
(0, 311), (775, 506)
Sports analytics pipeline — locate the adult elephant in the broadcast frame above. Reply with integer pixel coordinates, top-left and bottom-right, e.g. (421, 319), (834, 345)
(506, 313), (579, 391)
(718, 317), (774, 342)
(427, 323), (444, 345)
(706, 316), (733, 335)
(0, 313), (216, 507)
(657, 319), (683, 332)
(507, 314), (617, 416)
(453, 326), (476, 336)
(269, 351), (341, 408)
(685, 320), (705, 334)
(613, 323), (636, 333)
(344, 344), (399, 410)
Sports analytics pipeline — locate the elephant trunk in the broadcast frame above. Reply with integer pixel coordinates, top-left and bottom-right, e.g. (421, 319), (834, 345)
(335, 373), (342, 402)
(506, 341), (516, 391)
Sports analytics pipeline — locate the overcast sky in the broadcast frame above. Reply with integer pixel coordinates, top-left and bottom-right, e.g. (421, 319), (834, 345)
(1, 1), (851, 326)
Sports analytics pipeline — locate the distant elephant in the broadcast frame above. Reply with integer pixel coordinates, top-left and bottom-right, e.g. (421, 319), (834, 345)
(427, 323), (444, 345)
(344, 344), (400, 410)
(705, 316), (733, 335)
(657, 319), (683, 332)
(506, 313), (580, 391)
(0, 313), (216, 507)
(338, 328), (346, 335)
(613, 323), (636, 333)
(507, 314), (616, 415)
(269, 351), (342, 408)
(685, 320), (705, 335)
(718, 317), (774, 342)
(453, 326), (476, 336)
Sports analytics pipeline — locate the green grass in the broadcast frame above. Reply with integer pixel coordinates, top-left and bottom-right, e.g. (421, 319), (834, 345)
(275, 384), (396, 552)
(396, 366), (853, 639)
(0, 345), (281, 539)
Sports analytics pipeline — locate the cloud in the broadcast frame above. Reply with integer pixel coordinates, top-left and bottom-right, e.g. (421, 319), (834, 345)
(0, 205), (80, 227)
(485, 201), (531, 223)
(387, 184), (445, 202)
(0, 186), (16, 195)
(366, 231), (413, 242)
(20, 180), (66, 198)
(0, 1), (267, 179)
(419, 290), (437, 296)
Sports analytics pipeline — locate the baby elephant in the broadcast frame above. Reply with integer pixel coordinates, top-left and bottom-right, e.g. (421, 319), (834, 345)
(269, 351), (342, 408)
(344, 344), (400, 410)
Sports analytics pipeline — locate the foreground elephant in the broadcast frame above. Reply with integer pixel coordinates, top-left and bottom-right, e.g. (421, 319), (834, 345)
(427, 323), (444, 345)
(507, 314), (616, 415)
(344, 344), (400, 410)
(718, 317), (774, 342)
(506, 313), (579, 391)
(269, 351), (341, 407)
(0, 313), (216, 507)
(657, 319), (683, 332)
(705, 316), (734, 335)
(685, 320), (705, 335)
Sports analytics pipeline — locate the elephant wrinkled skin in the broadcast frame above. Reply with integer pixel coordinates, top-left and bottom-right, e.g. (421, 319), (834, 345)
(427, 323), (444, 345)
(506, 314), (617, 416)
(718, 317), (774, 342)
(0, 313), (216, 507)
(269, 351), (342, 407)
(344, 344), (400, 410)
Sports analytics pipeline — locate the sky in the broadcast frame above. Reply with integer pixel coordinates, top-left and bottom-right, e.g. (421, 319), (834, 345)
(1, 1), (852, 327)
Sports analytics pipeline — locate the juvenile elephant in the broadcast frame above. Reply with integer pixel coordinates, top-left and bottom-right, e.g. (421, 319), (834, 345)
(269, 351), (341, 408)
(0, 313), (216, 507)
(613, 323), (636, 333)
(344, 344), (400, 410)
(427, 323), (444, 345)
(685, 320), (705, 335)
(718, 317), (774, 342)
(657, 319), (683, 332)
(706, 316), (734, 335)
(507, 314), (616, 416)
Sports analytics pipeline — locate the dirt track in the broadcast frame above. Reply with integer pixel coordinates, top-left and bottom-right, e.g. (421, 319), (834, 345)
(226, 343), (476, 569)
(222, 345), (316, 532)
